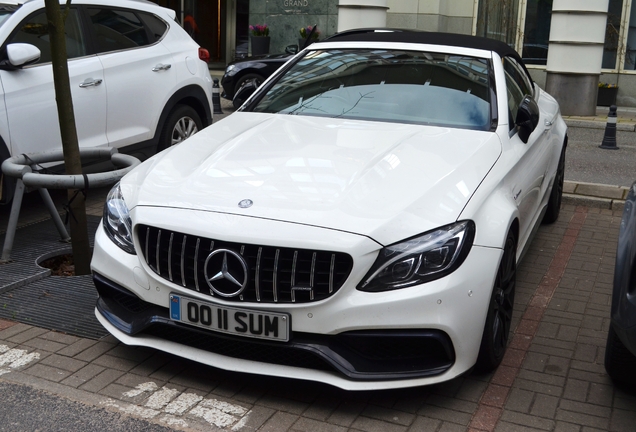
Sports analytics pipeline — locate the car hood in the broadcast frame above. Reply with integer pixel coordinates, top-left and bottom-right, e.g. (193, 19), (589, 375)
(123, 113), (501, 245)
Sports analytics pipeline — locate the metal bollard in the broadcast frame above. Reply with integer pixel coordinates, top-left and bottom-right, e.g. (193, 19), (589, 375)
(599, 105), (619, 150)
(212, 78), (224, 115)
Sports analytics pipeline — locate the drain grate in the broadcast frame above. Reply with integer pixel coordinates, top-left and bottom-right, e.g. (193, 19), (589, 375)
(0, 216), (107, 339)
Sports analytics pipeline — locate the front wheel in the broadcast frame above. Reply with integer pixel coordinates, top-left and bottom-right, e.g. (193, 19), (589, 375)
(157, 105), (202, 152)
(475, 231), (517, 372)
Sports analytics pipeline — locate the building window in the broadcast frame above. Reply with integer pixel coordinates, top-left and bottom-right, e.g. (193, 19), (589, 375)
(521, 0), (553, 66)
(603, 0), (623, 69)
(624, 0), (636, 69)
(476, 0), (519, 45)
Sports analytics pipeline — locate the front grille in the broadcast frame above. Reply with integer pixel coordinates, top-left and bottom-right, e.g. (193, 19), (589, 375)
(137, 224), (354, 303)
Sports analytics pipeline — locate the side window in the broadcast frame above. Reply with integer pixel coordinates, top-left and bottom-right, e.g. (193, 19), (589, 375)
(138, 12), (168, 43)
(87, 8), (150, 53)
(503, 57), (533, 98)
(8, 8), (86, 64)
(504, 68), (525, 131)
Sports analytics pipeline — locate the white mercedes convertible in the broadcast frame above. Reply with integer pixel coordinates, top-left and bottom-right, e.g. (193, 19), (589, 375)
(91, 29), (567, 390)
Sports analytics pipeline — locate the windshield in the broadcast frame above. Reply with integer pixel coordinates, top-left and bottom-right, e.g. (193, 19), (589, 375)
(0, 4), (17, 28)
(250, 49), (492, 130)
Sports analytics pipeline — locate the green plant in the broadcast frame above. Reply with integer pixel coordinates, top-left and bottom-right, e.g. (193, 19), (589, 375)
(300, 25), (320, 39)
(599, 82), (618, 88)
(249, 24), (269, 37)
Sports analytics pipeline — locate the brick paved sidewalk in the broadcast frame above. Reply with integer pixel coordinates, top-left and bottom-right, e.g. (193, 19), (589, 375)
(0, 203), (634, 431)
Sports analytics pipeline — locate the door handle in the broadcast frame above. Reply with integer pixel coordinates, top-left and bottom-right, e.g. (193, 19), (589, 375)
(152, 63), (172, 72)
(79, 78), (103, 88)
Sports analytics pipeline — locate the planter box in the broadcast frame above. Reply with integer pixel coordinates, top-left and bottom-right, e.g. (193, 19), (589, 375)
(597, 87), (618, 106)
(250, 36), (270, 56)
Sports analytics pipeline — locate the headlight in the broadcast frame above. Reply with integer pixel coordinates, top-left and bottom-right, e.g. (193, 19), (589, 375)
(103, 182), (135, 254)
(357, 221), (475, 292)
(225, 64), (236, 74)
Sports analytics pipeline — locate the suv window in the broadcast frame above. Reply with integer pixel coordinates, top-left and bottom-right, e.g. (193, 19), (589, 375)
(138, 12), (168, 43)
(251, 49), (492, 130)
(87, 8), (151, 53)
(8, 8), (86, 64)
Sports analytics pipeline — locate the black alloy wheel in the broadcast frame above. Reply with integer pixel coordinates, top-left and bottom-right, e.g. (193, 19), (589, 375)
(475, 231), (517, 372)
(232, 73), (264, 109)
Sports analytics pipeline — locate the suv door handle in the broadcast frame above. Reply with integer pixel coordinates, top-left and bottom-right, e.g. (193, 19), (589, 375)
(152, 64), (172, 72)
(79, 78), (103, 88)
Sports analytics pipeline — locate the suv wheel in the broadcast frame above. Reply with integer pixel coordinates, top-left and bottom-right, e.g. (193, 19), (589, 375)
(158, 105), (202, 152)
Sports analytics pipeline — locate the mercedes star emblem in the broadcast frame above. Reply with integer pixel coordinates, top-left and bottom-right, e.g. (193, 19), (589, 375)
(238, 199), (253, 208)
(204, 249), (248, 297)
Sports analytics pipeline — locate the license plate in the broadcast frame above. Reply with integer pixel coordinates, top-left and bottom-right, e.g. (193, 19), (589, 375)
(169, 294), (289, 342)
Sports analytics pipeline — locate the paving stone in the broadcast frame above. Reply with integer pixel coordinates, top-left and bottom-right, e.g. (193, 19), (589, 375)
(24, 363), (72, 382)
(6, 326), (48, 344)
(21, 336), (67, 353)
(505, 388), (534, 413)
(555, 409), (609, 430)
(417, 404), (472, 426)
(499, 410), (555, 430)
(291, 417), (347, 432)
(92, 353), (144, 371)
(350, 415), (408, 432)
(0, 323), (33, 340)
(257, 394), (310, 416)
(530, 394), (559, 419)
(78, 368), (125, 392)
(38, 331), (80, 345)
(72, 341), (116, 362)
(39, 353), (87, 372)
(406, 416), (441, 431)
(56, 338), (98, 357)
(361, 405), (414, 426)
(60, 363), (106, 388)
(327, 401), (366, 428)
(259, 411), (299, 432)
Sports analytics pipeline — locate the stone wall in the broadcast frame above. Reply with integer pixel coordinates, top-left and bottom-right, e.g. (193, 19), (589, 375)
(249, 0), (338, 54)
(385, 0), (473, 34)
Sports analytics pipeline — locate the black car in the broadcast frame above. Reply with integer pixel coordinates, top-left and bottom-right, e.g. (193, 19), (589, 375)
(605, 181), (636, 386)
(220, 52), (292, 108)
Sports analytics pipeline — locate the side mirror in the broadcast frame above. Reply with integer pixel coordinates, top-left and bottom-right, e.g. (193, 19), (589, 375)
(4, 43), (41, 69)
(285, 44), (298, 55)
(516, 95), (539, 143)
(232, 79), (258, 108)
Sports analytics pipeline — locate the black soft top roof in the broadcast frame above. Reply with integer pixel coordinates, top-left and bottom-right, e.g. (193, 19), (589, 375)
(325, 28), (521, 61)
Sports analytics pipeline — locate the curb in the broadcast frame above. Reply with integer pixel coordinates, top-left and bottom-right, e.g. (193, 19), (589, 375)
(563, 180), (630, 211)
(564, 119), (636, 132)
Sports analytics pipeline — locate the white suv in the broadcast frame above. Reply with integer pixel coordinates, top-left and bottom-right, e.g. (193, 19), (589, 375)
(0, 0), (213, 203)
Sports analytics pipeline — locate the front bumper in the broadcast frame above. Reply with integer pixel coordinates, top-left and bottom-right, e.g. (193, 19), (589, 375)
(91, 209), (502, 390)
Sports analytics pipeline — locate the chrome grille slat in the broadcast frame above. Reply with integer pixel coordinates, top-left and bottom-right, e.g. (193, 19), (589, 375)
(180, 235), (187, 287)
(255, 247), (262, 302)
(291, 251), (298, 303)
(194, 238), (201, 291)
(273, 249), (280, 303)
(156, 230), (162, 275)
(168, 233), (174, 282)
(310, 252), (316, 301)
(138, 225), (352, 304)
(329, 253), (335, 294)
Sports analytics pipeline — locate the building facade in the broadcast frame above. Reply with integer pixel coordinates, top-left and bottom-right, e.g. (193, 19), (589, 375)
(153, 0), (636, 106)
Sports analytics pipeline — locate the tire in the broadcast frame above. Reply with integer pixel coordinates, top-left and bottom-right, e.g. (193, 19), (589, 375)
(542, 145), (566, 224)
(232, 73), (265, 109)
(605, 323), (636, 387)
(157, 105), (202, 152)
(475, 230), (517, 372)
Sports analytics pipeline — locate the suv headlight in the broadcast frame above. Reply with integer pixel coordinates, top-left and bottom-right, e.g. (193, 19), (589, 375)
(357, 221), (475, 292)
(103, 182), (135, 254)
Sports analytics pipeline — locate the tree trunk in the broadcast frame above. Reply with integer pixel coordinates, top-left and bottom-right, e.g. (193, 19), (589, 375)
(45, 0), (91, 275)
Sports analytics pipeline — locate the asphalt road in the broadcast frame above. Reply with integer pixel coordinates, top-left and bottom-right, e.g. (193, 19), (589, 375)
(565, 126), (636, 187)
(0, 381), (175, 432)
